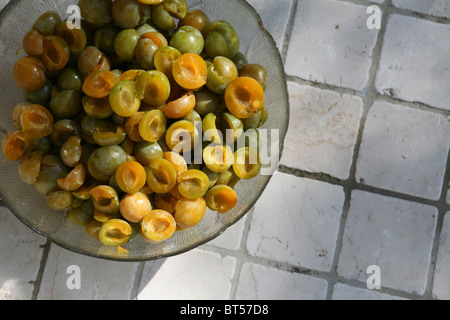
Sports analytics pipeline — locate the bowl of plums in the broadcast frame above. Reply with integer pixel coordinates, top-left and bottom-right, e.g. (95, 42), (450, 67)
(0, 0), (289, 261)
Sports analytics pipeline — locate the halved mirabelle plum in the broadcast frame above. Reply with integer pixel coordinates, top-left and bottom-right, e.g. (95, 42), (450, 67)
(120, 192), (152, 223)
(233, 147), (261, 180)
(141, 31), (168, 48)
(2, 130), (32, 162)
(174, 196), (206, 229)
(41, 35), (70, 72)
(99, 219), (132, 246)
(109, 80), (141, 117)
(177, 169), (209, 200)
(12, 102), (32, 129)
(90, 185), (120, 214)
(205, 185), (238, 214)
(163, 151), (187, 176)
(202, 112), (243, 145)
(82, 70), (120, 99)
(34, 154), (69, 195)
(60, 135), (82, 167)
(135, 70), (171, 106)
(165, 120), (199, 152)
(145, 158), (177, 194)
(119, 69), (145, 82)
(206, 56), (238, 95)
(153, 46), (182, 79)
(153, 188), (180, 214)
(50, 119), (82, 147)
(115, 161), (147, 194)
(46, 190), (74, 211)
(172, 53), (207, 90)
(216, 168), (240, 188)
(82, 96), (114, 119)
(77, 46), (110, 79)
(57, 163), (86, 192)
(202, 166), (219, 188)
(17, 151), (44, 184)
(160, 90), (195, 119)
(203, 144), (234, 173)
(23, 29), (44, 57)
(224, 76), (264, 119)
(13, 56), (47, 92)
(94, 208), (121, 224)
(202, 113), (222, 144)
(125, 111), (145, 142)
(72, 177), (100, 200)
(140, 209), (176, 243)
(92, 122), (127, 147)
(138, 109), (167, 143)
(20, 104), (54, 139)
(69, 200), (94, 227)
(55, 21), (87, 55)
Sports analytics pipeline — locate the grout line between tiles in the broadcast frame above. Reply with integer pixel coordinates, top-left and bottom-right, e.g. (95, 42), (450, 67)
(286, 74), (450, 118)
(280, 0), (299, 65)
(323, 0), (392, 300)
(31, 239), (51, 300)
(339, 0), (450, 25)
(279, 165), (450, 212)
(130, 262), (146, 300)
(228, 209), (256, 300)
(423, 148), (450, 299)
(204, 235), (431, 300)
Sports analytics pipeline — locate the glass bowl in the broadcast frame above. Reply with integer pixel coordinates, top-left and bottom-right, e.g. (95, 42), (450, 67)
(0, 0), (289, 261)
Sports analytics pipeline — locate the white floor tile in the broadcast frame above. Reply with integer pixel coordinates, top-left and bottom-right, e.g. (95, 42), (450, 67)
(236, 263), (328, 300)
(331, 283), (407, 300)
(247, 172), (345, 272)
(355, 100), (450, 200)
(432, 212), (450, 300)
(392, 0), (450, 19)
(375, 14), (450, 110)
(285, 0), (379, 91)
(0, 207), (46, 300)
(138, 249), (236, 300)
(281, 82), (363, 180)
(38, 244), (139, 300)
(338, 190), (437, 295)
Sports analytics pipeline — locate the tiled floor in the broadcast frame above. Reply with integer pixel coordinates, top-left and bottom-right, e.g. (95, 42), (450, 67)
(1, 0), (450, 300)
